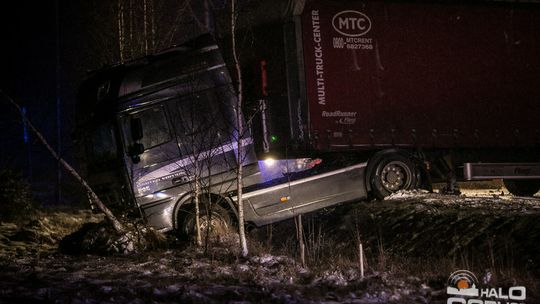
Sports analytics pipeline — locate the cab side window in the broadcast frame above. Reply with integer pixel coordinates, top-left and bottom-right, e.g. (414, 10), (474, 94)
(121, 106), (172, 151)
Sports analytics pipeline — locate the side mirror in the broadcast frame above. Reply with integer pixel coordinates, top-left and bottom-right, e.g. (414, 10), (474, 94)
(130, 118), (143, 142)
(128, 143), (145, 163)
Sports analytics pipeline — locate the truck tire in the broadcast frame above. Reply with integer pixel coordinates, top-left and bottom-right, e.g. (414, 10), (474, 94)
(370, 153), (419, 199)
(178, 199), (233, 240)
(503, 179), (540, 197)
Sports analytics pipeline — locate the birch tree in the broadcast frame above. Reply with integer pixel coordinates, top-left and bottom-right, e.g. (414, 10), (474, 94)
(1, 91), (125, 233)
(113, 0), (199, 64)
(295, 214), (306, 267)
(231, 0), (249, 257)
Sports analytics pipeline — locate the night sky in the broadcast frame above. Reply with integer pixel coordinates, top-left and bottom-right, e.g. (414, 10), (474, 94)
(1, 2), (57, 101)
(1, 1), (77, 204)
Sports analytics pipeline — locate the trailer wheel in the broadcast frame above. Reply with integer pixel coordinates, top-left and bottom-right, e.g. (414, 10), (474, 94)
(177, 197), (233, 241)
(370, 153), (419, 199)
(503, 179), (540, 197)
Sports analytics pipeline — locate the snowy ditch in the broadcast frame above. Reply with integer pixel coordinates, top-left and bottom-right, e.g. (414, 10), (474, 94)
(0, 189), (539, 303)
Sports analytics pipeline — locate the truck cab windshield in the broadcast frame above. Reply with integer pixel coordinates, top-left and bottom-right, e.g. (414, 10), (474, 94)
(175, 88), (232, 155)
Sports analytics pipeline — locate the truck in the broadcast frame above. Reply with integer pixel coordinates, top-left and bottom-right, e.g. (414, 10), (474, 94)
(76, 0), (540, 235)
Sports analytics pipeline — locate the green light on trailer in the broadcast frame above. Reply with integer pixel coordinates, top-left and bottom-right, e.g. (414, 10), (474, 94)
(270, 135), (278, 142)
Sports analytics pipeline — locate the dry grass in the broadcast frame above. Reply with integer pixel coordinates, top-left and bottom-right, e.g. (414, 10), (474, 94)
(0, 209), (103, 258)
(246, 196), (540, 301)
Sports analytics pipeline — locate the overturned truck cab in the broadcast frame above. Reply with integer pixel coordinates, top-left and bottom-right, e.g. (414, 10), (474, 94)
(76, 34), (367, 234)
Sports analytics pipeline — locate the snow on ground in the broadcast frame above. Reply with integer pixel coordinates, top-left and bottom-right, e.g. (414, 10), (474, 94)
(0, 186), (539, 303)
(0, 245), (432, 303)
(386, 185), (540, 213)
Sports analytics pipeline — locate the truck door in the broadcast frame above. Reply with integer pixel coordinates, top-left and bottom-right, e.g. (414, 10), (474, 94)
(119, 103), (182, 197)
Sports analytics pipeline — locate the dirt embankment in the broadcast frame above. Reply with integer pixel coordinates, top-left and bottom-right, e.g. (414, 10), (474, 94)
(250, 190), (540, 302)
(0, 190), (539, 303)
(0, 209), (103, 258)
(348, 191), (540, 265)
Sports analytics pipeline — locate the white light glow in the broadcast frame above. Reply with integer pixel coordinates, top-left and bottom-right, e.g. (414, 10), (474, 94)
(156, 192), (168, 199)
(264, 157), (276, 166)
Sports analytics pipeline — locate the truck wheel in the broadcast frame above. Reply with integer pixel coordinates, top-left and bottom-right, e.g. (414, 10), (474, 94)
(370, 153), (419, 199)
(178, 199), (233, 240)
(503, 179), (540, 197)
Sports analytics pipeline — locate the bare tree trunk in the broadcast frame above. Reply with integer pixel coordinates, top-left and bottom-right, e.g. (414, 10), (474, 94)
(143, 0), (148, 54)
(150, 0), (155, 51)
(194, 160), (202, 246)
(359, 241), (365, 279)
(231, 0), (248, 257)
(266, 224), (273, 247)
(117, 0), (125, 63)
(354, 211), (366, 278)
(128, 0), (134, 58)
(295, 214), (305, 267)
(203, 0), (211, 32)
(1, 91), (125, 234)
(55, 0), (62, 205)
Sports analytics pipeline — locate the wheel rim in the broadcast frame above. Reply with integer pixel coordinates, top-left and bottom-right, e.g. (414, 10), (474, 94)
(199, 213), (229, 234)
(380, 160), (413, 193)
